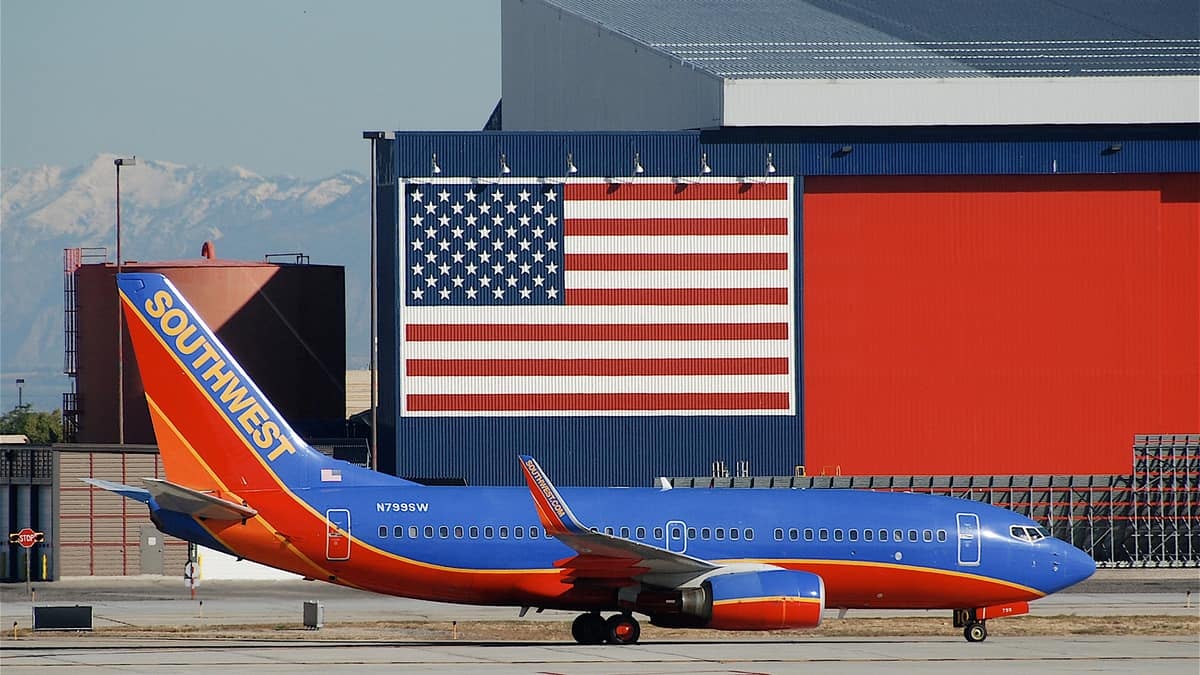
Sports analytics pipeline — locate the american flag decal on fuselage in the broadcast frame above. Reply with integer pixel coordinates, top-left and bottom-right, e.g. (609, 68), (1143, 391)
(399, 177), (796, 417)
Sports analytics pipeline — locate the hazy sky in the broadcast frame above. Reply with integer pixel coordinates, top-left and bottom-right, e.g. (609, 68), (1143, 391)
(2, 0), (500, 178)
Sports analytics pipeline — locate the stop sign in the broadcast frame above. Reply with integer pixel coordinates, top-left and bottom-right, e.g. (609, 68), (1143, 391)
(13, 528), (42, 548)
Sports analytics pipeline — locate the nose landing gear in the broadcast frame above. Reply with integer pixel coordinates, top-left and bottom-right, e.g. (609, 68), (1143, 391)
(571, 612), (641, 645)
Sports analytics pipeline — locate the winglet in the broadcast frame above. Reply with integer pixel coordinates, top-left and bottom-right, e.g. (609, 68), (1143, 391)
(518, 455), (587, 536)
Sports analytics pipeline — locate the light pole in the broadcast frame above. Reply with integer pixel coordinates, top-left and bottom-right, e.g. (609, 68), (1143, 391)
(362, 133), (382, 472)
(115, 156), (135, 445)
(15, 378), (24, 408)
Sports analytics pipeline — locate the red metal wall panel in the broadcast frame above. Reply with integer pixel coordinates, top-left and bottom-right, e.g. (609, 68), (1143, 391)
(803, 174), (1199, 476)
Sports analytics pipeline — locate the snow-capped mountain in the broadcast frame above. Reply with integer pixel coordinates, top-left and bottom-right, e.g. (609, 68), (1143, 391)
(1, 155), (370, 411)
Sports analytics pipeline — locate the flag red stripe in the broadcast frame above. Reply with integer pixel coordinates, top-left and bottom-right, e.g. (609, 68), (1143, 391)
(565, 218), (789, 236)
(567, 288), (788, 305)
(407, 392), (791, 412)
(564, 183), (787, 201)
(407, 357), (789, 376)
(567, 253), (788, 271)
(406, 322), (789, 341)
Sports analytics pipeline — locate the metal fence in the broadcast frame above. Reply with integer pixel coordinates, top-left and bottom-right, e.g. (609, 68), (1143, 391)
(671, 434), (1199, 568)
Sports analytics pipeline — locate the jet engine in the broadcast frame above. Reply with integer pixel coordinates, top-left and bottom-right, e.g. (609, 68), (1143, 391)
(635, 569), (825, 630)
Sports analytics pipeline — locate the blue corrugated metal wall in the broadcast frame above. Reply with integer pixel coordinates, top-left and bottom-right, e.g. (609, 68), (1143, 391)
(373, 125), (1199, 486)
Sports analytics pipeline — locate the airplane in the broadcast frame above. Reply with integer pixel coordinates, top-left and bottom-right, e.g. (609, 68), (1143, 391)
(88, 272), (1097, 645)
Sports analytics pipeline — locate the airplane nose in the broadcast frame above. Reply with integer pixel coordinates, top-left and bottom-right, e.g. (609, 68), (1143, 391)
(1060, 543), (1097, 588)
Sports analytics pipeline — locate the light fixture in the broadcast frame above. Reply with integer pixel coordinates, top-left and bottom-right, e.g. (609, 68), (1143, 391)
(1104, 143), (1123, 154)
(566, 152), (578, 174)
(834, 145), (854, 157)
(700, 152), (712, 175)
(431, 153), (442, 174)
(766, 152), (776, 175)
(499, 153), (511, 175)
(633, 152), (644, 175)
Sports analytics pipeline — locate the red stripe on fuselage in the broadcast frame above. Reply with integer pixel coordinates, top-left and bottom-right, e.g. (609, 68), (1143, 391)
(406, 357), (789, 377)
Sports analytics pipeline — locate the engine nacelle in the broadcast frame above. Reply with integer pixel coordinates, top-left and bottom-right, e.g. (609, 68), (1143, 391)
(643, 569), (825, 631)
(706, 569), (825, 630)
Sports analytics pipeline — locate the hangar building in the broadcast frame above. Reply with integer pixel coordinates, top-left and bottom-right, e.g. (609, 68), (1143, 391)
(371, 0), (1199, 488)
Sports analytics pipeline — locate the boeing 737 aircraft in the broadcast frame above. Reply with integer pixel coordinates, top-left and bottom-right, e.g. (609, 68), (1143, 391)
(89, 273), (1096, 644)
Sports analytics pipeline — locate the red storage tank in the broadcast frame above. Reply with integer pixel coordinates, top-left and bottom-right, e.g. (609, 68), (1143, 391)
(73, 258), (345, 444)
(803, 173), (1199, 476)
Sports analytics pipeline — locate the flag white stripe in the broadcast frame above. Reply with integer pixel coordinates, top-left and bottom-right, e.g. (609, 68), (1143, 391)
(564, 200), (791, 219)
(401, 374), (793, 395)
(400, 305), (793, 324)
(563, 270), (791, 289)
(566, 235), (791, 255)
(403, 340), (791, 360)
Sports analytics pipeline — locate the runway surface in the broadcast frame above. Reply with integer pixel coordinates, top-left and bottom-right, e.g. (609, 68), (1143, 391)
(1, 570), (1197, 673)
(4, 636), (1198, 673)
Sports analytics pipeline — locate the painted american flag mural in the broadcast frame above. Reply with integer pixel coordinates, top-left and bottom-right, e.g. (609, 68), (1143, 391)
(399, 177), (795, 417)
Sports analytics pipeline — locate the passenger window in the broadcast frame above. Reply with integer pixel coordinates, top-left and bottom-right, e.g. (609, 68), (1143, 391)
(863, 529), (872, 542)
(801, 528), (811, 541)
(818, 528), (829, 541)
(484, 526), (494, 539)
(833, 529), (843, 542)
(730, 528), (739, 541)
(378, 525), (388, 538)
(424, 526), (434, 538)
(671, 527), (683, 540)
(879, 529), (888, 541)
(636, 527), (646, 539)
(701, 527), (711, 540)
(439, 526), (449, 539)
(923, 529), (933, 542)
(469, 526), (479, 539)
(937, 529), (947, 542)
(529, 527), (539, 539)
(894, 529), (903, 542)
(499, 526), (509, 539)
(454, 526), (464, 539)
(515, 526), (524, 539)
(393, 525), (404, 538)
(604, 527), (614, 536)
(908, 529), (918, 542)
(774, 528), (784, 541)
(687, 527), (696, 539)
(716, 528), (725, 540)
(849, 529), (858, 542)
(620, 527), (631, 538)
(409, 525), (418, 539)
(654, 527), (664, 540)
(744, 528), (754, 541)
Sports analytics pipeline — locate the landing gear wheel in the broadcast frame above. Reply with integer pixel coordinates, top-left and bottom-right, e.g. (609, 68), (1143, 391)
(571, 612), (607, 645)
(964, 621), (988, 642)
(605, 613), (641, 645)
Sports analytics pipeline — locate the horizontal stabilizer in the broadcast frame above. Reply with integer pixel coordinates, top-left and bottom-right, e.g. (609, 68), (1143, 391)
(81, 478), (152, 504)
(142, 478), (259, 521)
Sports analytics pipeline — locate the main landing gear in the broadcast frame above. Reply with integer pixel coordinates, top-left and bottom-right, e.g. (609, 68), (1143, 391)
(571, 612), (641, 645)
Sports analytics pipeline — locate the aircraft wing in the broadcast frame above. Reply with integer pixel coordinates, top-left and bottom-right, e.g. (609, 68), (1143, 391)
(518, 455), (717, 586)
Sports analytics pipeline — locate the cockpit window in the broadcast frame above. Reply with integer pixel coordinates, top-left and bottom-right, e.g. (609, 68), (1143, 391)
(1010, 525), (1049, 542)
